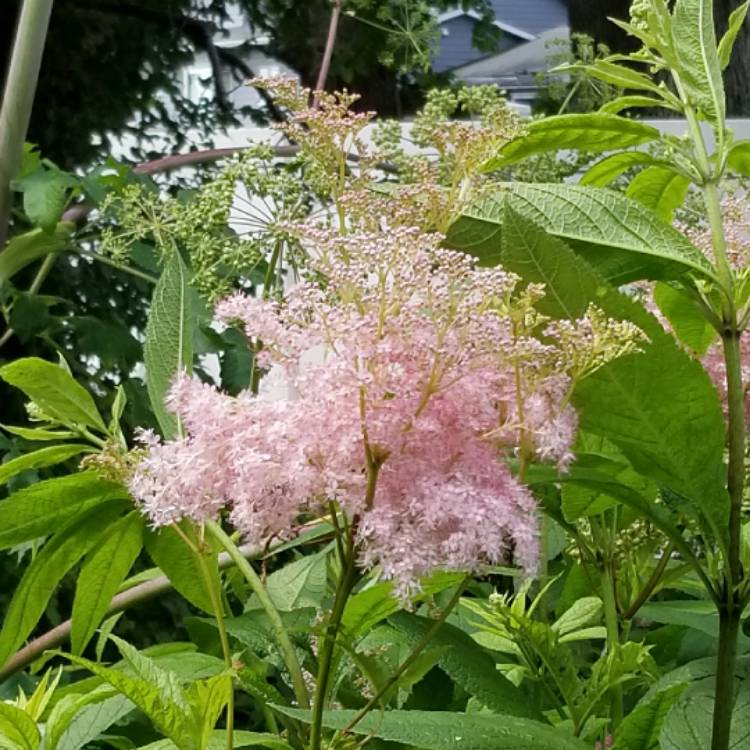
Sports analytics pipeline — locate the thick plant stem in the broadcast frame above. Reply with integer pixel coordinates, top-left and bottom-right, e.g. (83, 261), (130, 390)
(702, 177), (745, 750)
(206, 521), (310, 711)
(309, 545), (357, 750)
(0, 0), (55, 247)
(600, 563), (623, 730)
(195, 549), (235, 750)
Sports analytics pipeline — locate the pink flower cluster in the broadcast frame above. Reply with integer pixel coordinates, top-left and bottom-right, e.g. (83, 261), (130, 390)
(130, 228), (587, 596)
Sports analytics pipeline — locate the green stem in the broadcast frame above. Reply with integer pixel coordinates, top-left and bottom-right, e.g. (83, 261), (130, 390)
(309, 540), (357, 750)
(79, 249), (159, 284)
(622, 543), (674, 620)
(712, 603), (741, 750)
(206, 521), (310, 711)
(0, 0), (55, 247)
(340, 578), (468, 737)
(194, 544), (235, 750)
(600, 563), (623, 730)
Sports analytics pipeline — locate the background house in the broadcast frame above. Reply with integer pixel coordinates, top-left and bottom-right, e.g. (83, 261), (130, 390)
(434, 0), (570, 106)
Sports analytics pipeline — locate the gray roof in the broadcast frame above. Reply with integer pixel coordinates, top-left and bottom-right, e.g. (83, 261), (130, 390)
(489, 0), (568, 37)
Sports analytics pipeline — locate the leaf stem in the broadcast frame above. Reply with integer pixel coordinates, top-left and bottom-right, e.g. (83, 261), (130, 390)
(205, 520), (311, 711)
(340, 578), (468, 737)
(621, 543), (674, 620)
(600, 561), (623, 730)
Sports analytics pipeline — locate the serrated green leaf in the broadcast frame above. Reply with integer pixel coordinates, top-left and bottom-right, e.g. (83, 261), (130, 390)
(45, 691), (134, 750)
(653, 282), (717, 355)
(0, 501), (126, 668)
(144, 251), (194, 438)
(671, 0), (725, 126)
(626, 166), (691, 222)
(71, 513), (144, 655)
(275, 707), (590, 749)
(718, 0), (750, 69)
(574, 337), (728, 548)
(485, 114), (660, 169)
(581, 60), (665, 94)
(0, 357), (106, 431)
(447, 184), (716, 286)
(0, 444), (92, 486)
(13, 167), (77, 232)
(185, 674), (232, 750)
(580, 151), (659, 187)
(0, 225), (72, 285)
(0, 472), (125, 550)
(389, 611), (536, 719)
(58, 639), (196, 750)
(144, 524), (216, 614)
(0, 703), (41, 750)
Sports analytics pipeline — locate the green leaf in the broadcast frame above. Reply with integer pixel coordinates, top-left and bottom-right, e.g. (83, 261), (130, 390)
(615, 683), (688, 750)
(136, 732), (294, 750)
(0, 501), (126, 668)
(626, 166), (691, 223)
(144, 524), (216, 614)
(551, 597), (602, 638)
(13, 166), (78, 232)
(599, 95), (679, 115)
(659, 680), (716, 750)
(568, 60), (664, 94)
(0, 703), (41, 750)
(0, 472), (125, 550)
(717, 0), (750, 69)
(71, 513), (144, 655)
(671, 0), (725, 126)
(0, 444), (92, 486)
(580, 151), (659, 187)
(0, 225), (72, 285)
(185, 674), (232, 750)
(275, 708), (591, 750)
(485, 114), (660, 169)
(574, 335), (728, 548)
(653, 282), (717, 355)
(447, 184), (716, 286)
(727, 140), (750, 177)
(45, 691), (134, 750)
(254, 553), (328, 612)
(58, 638), (196, 750)
(0, 357), (106, 431)
(1, 424), (78, 441)
(389, 611), (536, 719)
(144, 250), (194, 438)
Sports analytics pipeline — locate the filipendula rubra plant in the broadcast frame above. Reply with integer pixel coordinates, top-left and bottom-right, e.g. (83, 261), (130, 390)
(455, 0), (750, 747)
(124, 78), (645, 750)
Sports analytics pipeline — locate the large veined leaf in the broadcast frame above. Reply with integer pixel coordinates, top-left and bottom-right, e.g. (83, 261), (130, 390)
(0, 472), (126, 550)
(447, 183), (716, 286)
(574, 336), (728, 547)
(144, 250), (194, 438)
(626, 165), (691, 223)
(71, 512), (145, 654)
(0, 358), (106, 431)
(0, 501), (126, 668)
(615, 683), (688, 750)
(137, 731), (295, 750)
(276, 708), (591, 750)
(0, 444), (93, 486)
(727, 141), (750, 177)
(579, 151), (660, 187)
(144, 525), (216, 614)
(718, 0), (750, 69)
(0, 703), (40, 750)
(485, 114), (661, 169)
(389, 612), (536, 719)
(671, 0), (725, 126)
(255, 552), (328, 612)
(658, 677), (750, 750)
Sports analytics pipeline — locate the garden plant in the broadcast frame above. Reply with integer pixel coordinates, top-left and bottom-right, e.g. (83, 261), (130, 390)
(3, 1), (750, 750)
